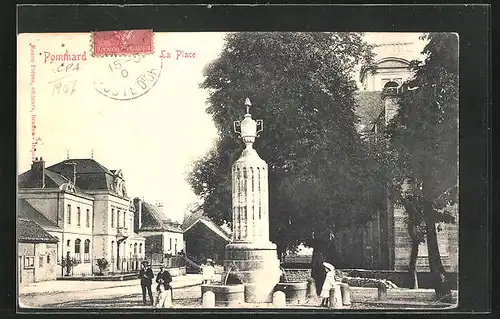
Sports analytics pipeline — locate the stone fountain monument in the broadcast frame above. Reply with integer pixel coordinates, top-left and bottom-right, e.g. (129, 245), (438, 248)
(222, 98), (281, 303)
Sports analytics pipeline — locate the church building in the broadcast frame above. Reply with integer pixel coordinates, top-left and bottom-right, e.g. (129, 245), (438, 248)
(335, 34), (459, 273)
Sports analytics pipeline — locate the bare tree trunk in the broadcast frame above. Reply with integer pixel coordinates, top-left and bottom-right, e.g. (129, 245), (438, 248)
(425, 210), (452, 302)
(311, 241), (327, 296)
(403, 198), (420, 289)
(326, 238), (340, 267)
(408, 238), (419, 289)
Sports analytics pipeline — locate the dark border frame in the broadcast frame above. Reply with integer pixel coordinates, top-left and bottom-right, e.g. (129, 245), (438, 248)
(2, 3), (491, 317)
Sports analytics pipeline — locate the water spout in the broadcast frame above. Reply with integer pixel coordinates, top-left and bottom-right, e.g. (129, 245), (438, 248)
(223, 261), (240, 285)
(280, 266), (289, 283)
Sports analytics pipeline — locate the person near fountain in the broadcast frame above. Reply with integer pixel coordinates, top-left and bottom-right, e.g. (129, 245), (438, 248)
(320, 262), (338, 307)
(202, 259), (215, 284)
(155, 264), (173, 308)
(138, 260), (155, 306)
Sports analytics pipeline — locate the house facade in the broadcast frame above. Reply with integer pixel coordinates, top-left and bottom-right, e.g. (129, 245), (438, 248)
(18, 218), (58, 285)
(182, 210), (231, 266)
(18, 157), (146, 276)
(133, 198), (184, 268)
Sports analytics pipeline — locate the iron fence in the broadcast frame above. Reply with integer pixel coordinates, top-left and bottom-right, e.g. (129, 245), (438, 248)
(59, 256), (186, 277)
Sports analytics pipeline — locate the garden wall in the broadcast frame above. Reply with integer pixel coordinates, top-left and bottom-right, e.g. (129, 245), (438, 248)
(282, 268), (457, 290)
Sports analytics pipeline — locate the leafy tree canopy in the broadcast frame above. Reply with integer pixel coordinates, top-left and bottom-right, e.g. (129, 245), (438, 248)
(386, 32), (459, 223)
(188, 32), (382, 253)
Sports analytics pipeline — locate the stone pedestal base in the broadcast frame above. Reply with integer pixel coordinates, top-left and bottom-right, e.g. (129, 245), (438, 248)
(274, 282), (308, 305)
(224, 242), (280, 303)
(201, 284), (245, 307)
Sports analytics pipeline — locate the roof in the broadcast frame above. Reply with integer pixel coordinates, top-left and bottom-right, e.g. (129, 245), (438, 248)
(181, 210), (205, 230)
(47, 159), (117, 192)
(17, 218), (59, 243)
(136, 200), (183, 233)
(182, 211), (231, 242)
(19, 158), (116, 193)
(354, 91), (384, 130)
(18, 199), (62, 231)
(47, 158), (114, 175)
(18, 167), (87, 194)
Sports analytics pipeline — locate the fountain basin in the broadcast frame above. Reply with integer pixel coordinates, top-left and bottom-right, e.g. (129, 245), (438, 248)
(274, 282), (308, 305)
(201, 284), (245, 307)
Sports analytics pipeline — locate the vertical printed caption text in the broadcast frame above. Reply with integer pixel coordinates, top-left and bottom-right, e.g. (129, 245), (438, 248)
(29, 43), (38, 161)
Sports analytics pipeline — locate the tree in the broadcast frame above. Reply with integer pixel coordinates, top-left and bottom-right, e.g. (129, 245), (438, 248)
(386, 33), (458, 300)
(365, 129), (427, 289)
(188, 32), (383, 292)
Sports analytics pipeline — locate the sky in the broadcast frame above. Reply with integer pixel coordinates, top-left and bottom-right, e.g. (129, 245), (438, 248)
(17, 32), (427, 223)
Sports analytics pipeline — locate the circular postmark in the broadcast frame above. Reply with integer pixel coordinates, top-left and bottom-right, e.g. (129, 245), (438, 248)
(93, 53), (162, 101)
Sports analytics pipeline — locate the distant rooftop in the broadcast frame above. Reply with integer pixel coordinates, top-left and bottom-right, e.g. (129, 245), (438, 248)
(17, 218), (59, 244)
(19, 158), (127, 196)
(18, 199), (62, 232)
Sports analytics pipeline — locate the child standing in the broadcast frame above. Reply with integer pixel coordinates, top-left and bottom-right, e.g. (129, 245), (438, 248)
(320, 262), (337, 307)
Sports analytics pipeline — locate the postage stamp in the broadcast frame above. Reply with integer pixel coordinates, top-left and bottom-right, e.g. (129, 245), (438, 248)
(91, 29), (154, 57)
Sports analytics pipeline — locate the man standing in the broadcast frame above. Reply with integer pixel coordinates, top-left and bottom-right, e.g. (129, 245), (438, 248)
(139, 260), (154, 306)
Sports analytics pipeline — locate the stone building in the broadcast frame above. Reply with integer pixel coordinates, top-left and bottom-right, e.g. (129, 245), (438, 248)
(182, 210), (231, 266)
(133, 198), (184, 267)
(18, 157), (146, 275)
(335, 35), (459, 273)
(17, 218), (58, 285)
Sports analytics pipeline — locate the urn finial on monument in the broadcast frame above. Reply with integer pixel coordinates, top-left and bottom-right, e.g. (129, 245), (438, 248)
(234, 98), (264, 150)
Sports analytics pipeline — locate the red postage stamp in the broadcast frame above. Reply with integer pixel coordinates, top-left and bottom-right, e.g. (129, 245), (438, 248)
(91, 29), (154, 56)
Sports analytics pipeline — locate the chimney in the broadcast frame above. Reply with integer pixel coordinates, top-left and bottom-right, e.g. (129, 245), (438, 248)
(61, 162), (77, 185)
(134, 197), (142, 231)
(30, 157), (45, 188)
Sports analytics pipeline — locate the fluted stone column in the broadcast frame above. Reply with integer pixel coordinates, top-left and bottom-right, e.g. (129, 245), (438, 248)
(224, 99), (280, 303)
(232, 150), (270, 244)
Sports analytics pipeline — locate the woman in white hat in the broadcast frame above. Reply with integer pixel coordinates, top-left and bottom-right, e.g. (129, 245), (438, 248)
(320, 262), (337, 307)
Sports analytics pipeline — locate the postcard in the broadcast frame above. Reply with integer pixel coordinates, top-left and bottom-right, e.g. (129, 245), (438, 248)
(17, 30), (459, 311)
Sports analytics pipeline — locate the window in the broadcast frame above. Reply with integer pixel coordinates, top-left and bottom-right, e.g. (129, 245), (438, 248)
(139, 243), (142, 254)
(123, 212), (126, 227)
(77, 207), (81, 226)
(117, 210), (120, 227)
(84, 239), (90, 262)
(86, 209), (90, 227)
(111, 209), (115, 228)
(169, 238), (172, 250)
(134, 243), (137, 254)
(39, 255), (44, 267)
(47, 254), (50, 264)
(74, 239), (81, 262)
(175, 238), (178, 254)
(67, 204), (72, 225)
(67, 239), (71, 247)
(24, 256), (34, 269)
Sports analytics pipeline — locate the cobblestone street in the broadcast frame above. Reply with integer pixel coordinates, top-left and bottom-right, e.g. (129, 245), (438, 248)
(21, 283), (202, 308)
(19, 276), (456, 310)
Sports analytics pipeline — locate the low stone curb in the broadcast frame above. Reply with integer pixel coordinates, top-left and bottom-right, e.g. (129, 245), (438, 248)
(20, 276), (204, 297)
